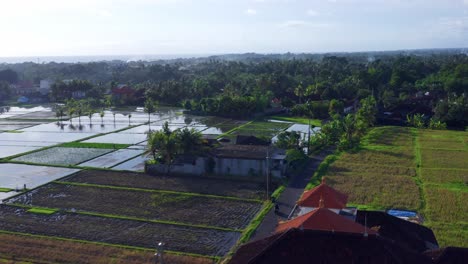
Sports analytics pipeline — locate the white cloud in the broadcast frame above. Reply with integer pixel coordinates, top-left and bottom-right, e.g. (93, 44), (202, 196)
(280, 20), (330, 28)
(307, 9), (319, 16)
(245, 8), (257, 15)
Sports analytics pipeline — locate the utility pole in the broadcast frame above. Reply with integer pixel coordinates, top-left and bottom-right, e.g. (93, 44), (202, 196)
(307, 119), (311, 155)
(266, 146), (270, 201)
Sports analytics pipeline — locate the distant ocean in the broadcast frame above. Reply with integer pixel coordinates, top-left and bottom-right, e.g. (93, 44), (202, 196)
(0, 54), (213, 64)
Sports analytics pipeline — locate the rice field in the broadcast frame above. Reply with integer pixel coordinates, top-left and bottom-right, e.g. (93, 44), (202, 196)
(320, 126), (468, 247)
(13, 147), (114, 166)
(324, 127), (420, 210)
(418, 129), (468, 248)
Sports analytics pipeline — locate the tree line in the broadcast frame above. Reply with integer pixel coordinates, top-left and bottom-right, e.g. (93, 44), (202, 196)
(1, 52), (467, 126)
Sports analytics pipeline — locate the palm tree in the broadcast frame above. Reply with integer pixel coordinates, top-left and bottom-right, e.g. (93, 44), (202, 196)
(55, 106), (64, 125)
(128, 114), (132, 125)
(77, 106), (83, 125)
(144, 98), (157, 124)
(176, 128), (202, 155)
(147, 127), (180, 174)
(113, 112), (116, 123)
(100, 111), (105, 125)
(88, 110), (95, 126)
(68, 108), (75, 124)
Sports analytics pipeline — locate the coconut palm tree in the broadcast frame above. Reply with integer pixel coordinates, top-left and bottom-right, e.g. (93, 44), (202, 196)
(99, 111), (105, 125)
(128, 114), (132, 125)
(144, 98), (157, 124)
(176, 127), (202, 155)
(88, 110), (95, 126)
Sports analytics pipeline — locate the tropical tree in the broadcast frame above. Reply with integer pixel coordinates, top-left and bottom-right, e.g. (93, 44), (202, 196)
(99, 111), (105, 125)
(275, 131), (302, 150)
(55, 105), (64, 125)
(88, 110), (95, 126)
(176, 128), (202, 155)
(146, 129), (180, 174)
(144, 98), (157, 123)
(128, 114), (132, 125)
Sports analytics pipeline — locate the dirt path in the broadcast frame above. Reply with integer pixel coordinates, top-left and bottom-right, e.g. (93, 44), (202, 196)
(250, 149), (332, 241)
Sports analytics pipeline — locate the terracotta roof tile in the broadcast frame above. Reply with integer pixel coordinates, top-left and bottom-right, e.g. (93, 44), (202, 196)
(276, 208), (377, 235)
(297, 179), (348, 209)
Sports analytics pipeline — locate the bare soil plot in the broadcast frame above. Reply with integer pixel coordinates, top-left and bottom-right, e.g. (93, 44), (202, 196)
(326, 174), (420, 210)
(0, 205), (239, 256)
(62, 170), (265, 200)
(0, 232), (214, 264)
(9, 183), (262, 229)
(13, 147), (113, 166)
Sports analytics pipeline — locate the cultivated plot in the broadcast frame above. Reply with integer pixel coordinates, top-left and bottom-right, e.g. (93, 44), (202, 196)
(83, 133), (147, 144)
(0, 205), (239, 256)
(11, 183), (262, 229)
(0, 232), (213, 264)
(78, 149), (145, 168)
(0, 131), (97, 143)
(324, 126), (420, 210)
(21, 122), (130, 134)
(0, 146), (41, 159)
(0, 163), (79, 190)
(111, 155), (147, 171)
(13, 147), (113, 165)
(62, 170), (265, 200)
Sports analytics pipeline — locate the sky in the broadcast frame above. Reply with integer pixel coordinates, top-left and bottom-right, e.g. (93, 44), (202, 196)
(0, 0), (467, 57)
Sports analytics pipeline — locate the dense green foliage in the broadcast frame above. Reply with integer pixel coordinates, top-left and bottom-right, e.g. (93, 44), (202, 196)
(2, 52), (468, 124)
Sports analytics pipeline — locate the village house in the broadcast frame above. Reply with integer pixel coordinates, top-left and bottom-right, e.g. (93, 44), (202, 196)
(229, 180), (447, 264)
(11, 81), (35, 96)
(147, 144), (287, 178)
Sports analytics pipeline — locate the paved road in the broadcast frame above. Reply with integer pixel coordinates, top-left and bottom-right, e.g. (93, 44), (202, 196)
(250, 149), (332, 241)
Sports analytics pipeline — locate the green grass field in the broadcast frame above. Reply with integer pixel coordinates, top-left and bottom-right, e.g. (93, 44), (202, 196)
(323, 126), (420, 210)
(417, 129), (468, 248)
(317, 126), (467, 247)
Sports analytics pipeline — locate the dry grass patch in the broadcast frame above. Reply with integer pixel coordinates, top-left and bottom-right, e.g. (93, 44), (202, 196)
(326, 174), (420, 210)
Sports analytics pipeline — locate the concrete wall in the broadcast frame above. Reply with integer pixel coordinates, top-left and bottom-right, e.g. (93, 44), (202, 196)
(147, 157), (285, 178)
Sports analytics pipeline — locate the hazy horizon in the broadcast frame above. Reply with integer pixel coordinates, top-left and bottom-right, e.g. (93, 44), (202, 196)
(1, 0), (467, 58)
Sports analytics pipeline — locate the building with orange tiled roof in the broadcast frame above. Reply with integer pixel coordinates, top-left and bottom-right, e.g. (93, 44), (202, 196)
(276, 206), (377, 235)
(297, 177), (348, 209)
